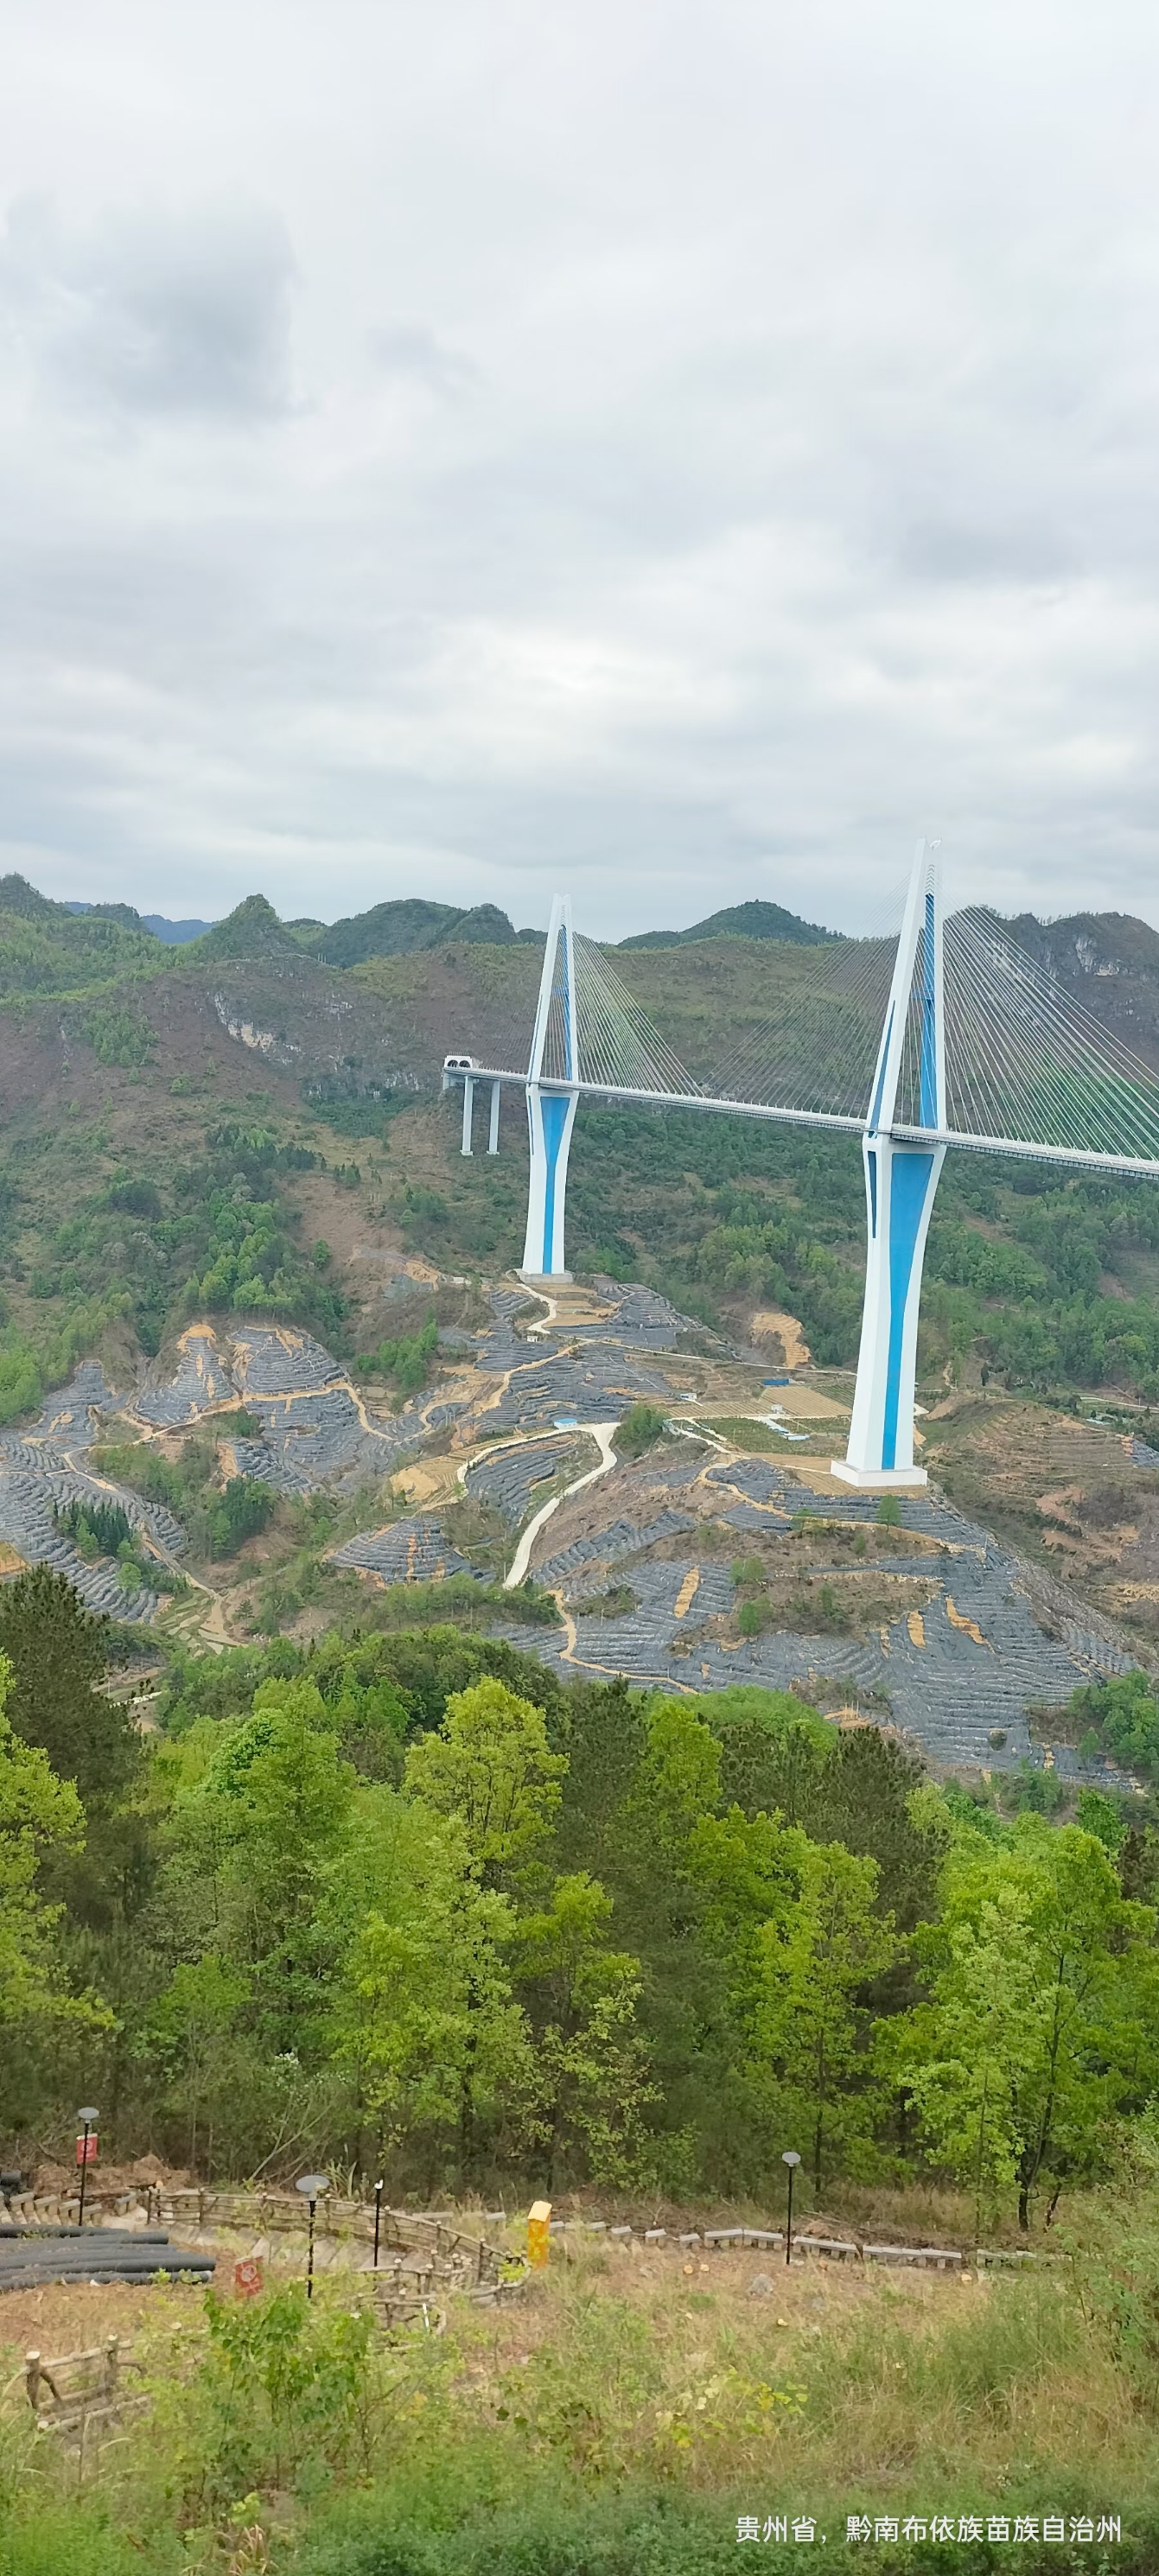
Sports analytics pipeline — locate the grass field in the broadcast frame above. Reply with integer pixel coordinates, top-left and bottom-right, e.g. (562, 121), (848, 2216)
(2, 2182), (1156, 2576)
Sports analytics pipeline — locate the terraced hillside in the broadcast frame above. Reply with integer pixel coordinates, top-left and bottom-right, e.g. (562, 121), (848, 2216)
(2, 1265), (1148, 1797)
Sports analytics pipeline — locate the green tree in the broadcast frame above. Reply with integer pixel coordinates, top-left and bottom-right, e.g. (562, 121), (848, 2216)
(627, 1696), (721, 1859)
(615, 1402), (667, 1456)
(553, 1676), (647, 1879)
(513, 1872), (656, 2187)
(894, 1822), (1159, 2226)
(0, 1655), (110, 2126)
(565, 1695), (732, 2193)
(1065, 1670), (1159, 1786)
(0, 1566), (135, 1801)
(150, 1952), (252, 2171)
(404, 1677), (566, 1891)
(336, 1796), (532, 2185)
(1076, 1787), (1126, 1852)
(811, 1731), (951, 1935)
(755, 1838), (899, 2194)
(169, 1678), (357, 2058)
(206, 1478), (276, 1558)
(685, 1803), (804, 2072)
(328, 1672), (410, 1781)
(705, 1688), (831, 1829)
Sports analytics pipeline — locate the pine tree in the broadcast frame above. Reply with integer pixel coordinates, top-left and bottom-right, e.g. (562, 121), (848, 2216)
(0, 1567), (136, 1802)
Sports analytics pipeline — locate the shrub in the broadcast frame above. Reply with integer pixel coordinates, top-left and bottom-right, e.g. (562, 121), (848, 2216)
(206, 1478), (277, 1559)
(79, 1002), (156, 1066)
(354, 1317), (439, 1396)
(1067, 1670), (1159, 1786)
(818, 1581), (847, 1632)
(615, 1402), (667, 1457)
(178, 2283), (390, 2516)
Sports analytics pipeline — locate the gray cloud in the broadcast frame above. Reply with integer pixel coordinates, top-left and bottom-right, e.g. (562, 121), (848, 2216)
(894, 518), (1078, 586)
(0, 193), (296, 419)
(368, 322), (479, 398)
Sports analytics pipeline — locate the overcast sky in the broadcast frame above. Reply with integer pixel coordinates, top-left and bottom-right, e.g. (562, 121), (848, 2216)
(3, 2), (1159, 938)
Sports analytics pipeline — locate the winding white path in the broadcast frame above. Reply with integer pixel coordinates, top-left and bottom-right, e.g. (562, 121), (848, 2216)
(504, 1422), (619, 1589)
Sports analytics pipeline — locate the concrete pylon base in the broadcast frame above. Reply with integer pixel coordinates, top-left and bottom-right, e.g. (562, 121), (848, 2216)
(831, 1460), (928, 1490)
(518, 1269), (573, 1286)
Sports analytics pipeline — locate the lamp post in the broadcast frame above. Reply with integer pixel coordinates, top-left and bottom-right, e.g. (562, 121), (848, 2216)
(781, 2150), (800, 2268)
(76, 2107), (99, 2229)
(373, 2178), (384, 2272)
(296, 2173), (329, 2299)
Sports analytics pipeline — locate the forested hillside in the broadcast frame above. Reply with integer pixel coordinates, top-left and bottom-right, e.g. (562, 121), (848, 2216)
(5, 1574), (1156, 2227)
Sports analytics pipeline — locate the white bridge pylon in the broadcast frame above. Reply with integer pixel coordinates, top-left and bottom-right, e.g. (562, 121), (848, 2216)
(837, 844), (944, 1487)
(443, 848), (1159, 1489)
(522, 892), (579, 1281)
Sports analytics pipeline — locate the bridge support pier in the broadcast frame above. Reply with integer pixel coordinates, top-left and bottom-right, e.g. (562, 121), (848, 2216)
(488, 1078), (501, 1154)
(518, 894), (579, 1283)
(831, 1133), (945, 1488)
(520, 1083), (577, 1279)
(461, 1075), (475, 1155)
(833, 840), (945, 1491)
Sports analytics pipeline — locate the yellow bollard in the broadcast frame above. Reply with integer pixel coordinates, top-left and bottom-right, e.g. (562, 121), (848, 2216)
(527, 2198), (552, 2268)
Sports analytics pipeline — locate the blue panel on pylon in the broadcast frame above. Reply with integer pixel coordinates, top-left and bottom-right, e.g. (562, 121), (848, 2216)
(540, 1092), (570, 1268)
(882, 1152), (934, 1469)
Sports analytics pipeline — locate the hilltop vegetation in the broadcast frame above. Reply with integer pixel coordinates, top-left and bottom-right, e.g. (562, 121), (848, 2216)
(0, 872), (166, 996)
(180, 894), (304, 962)
(303, 896), (531, 966)
(621, 896), (838, 948)
(0, 1113), (348, 1417)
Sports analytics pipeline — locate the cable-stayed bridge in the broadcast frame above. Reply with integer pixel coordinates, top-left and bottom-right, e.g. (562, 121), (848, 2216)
(442, 846), (1159, 1490)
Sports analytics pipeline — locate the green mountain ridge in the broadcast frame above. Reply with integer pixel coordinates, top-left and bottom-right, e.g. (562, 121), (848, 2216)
(620, 897), (838, 948)
(181, 893), (304, 962)
(0, 874), (170, 996)
(28, 872), (1159, 994)
(303, 895), (524, 967)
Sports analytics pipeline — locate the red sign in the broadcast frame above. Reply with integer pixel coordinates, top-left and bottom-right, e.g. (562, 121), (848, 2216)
(75, 2133), (98, 2166)
(233, 2257), (264, 2299)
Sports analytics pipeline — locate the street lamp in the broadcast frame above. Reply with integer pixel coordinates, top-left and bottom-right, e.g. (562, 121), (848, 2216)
(373, 2178), (384, 2272)
(296, 2172), (329, 2299)
(781, 2151), (800, 2268)
(76, 2108), (99, 2230)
